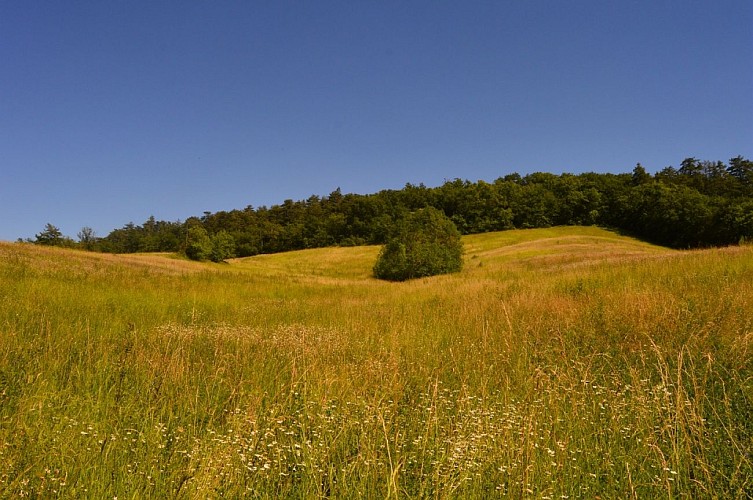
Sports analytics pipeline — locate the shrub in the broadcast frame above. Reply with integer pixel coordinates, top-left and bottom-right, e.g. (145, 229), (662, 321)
(374, 207), (463, 281)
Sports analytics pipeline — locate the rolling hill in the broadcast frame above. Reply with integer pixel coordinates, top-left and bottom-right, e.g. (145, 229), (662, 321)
(1, 227), (751, 497)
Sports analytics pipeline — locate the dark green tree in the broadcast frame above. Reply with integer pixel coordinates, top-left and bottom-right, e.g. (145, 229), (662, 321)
(77, 226), (97, 250)
(34, 223), (65, 246)
(374, 207), (463, 281)
(728, 156), (753, 188)
(210, 230), (236, 262)
(678, 157), (702, 177)
(631, 163), (651, 186)
(185, 226), (213, 261)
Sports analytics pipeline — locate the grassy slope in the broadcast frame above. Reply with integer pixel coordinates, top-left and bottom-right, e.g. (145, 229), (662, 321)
(1, 227), (752, 498)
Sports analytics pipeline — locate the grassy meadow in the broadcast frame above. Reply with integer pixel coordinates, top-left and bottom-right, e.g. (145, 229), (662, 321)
(1, 226), (752, 498)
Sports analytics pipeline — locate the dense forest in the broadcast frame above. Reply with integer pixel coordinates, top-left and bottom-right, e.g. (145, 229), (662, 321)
(29, 156), (753, 259)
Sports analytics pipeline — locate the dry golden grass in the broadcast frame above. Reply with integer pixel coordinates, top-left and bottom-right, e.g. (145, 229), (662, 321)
(0, 242), (209, 276)
(1, 227), (752, 498)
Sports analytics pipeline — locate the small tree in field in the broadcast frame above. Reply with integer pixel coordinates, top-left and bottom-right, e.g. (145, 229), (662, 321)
(185, 226), (213, 261)
(374, 207), (463, 281)
(210, 230), (236, 262)
(185, 226), (237, 262)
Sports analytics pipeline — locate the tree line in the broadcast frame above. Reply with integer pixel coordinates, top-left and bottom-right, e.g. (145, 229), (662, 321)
(28, 156), (753, 259)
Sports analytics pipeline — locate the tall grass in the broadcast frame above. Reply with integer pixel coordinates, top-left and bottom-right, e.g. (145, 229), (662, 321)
(1, 227), (751, 497)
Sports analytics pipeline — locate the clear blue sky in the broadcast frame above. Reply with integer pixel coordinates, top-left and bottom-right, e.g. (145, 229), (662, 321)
(2, 1), (751, 241)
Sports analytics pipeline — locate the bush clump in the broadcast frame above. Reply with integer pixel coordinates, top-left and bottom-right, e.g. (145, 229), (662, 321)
(186, 227), (236, 262)
(374, 207), (463, 281)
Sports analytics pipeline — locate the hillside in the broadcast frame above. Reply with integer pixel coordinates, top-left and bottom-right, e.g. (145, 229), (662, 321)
(227, 226), (669, 279)
(1, 227), (752, 497)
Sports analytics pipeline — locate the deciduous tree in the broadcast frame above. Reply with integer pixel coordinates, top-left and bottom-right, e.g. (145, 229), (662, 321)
(374, 207), (463, 281)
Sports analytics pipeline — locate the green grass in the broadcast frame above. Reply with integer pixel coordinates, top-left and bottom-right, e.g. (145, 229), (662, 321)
(1, 226), (752, 498)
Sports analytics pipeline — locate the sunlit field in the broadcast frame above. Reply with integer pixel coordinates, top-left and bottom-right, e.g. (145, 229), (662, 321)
(1, 227), (751, 498)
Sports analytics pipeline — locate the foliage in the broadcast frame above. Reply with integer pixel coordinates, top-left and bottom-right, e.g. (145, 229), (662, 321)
(373, 207), (463, 281)
(184, 227), (237, 262)
(76, 226), (97, 250)
(185, 226), (213, 261)
(33, 223), (74, 247)
(210, 230), (236, 262)
(47, 155), (753, 256)
(34, 223), (63, 245)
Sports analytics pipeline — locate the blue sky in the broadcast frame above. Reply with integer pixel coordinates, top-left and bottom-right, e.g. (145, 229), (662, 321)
(1, 1), (751, 241)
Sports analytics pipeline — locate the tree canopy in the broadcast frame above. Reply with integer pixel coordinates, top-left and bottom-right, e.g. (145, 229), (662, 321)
(29, 155), (753, 256)
(33, 223), (74, 247)
(373, 207), (463, 281)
